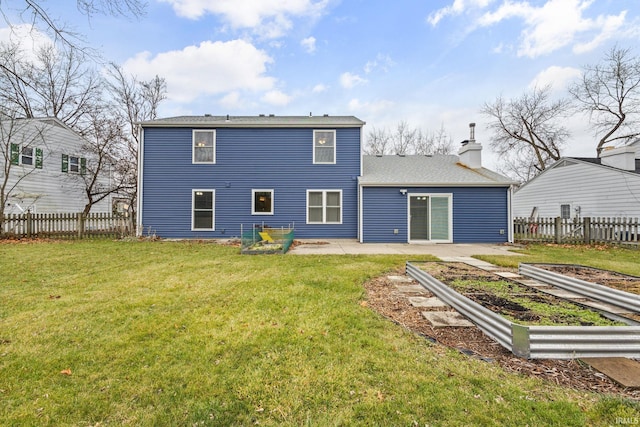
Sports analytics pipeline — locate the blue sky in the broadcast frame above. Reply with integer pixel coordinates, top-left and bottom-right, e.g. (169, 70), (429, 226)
(3, 0), (640, 169)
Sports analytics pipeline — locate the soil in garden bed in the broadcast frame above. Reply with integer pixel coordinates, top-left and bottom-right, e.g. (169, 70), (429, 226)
(534, 264), (640, 295)
(415, 262), (623, 326)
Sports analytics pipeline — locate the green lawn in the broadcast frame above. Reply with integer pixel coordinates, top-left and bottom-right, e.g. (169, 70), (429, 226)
(0, 240), (638, 426)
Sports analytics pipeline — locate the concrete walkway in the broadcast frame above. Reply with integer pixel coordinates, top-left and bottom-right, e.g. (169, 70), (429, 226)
(289, 239), (523, 257)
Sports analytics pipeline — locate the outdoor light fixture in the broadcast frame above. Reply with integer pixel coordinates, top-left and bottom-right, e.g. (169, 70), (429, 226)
(399, 189), (407, 195)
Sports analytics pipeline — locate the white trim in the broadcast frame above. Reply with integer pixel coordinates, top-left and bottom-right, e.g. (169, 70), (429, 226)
(191, 189), (215, 231)
(306, 189), (343, 224)
(407, 193), (453, 243)
(136, 126), (144, 235)
(192, 129), (216, 164)
(312, 129), (336, 164)
(507, 186), (514, 243)
(251, 189), (274, 215)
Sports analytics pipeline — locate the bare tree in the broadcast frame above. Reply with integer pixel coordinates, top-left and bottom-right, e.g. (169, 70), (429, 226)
(0, 110), (48, 233)
(105, 64), (166, 221)
(570, 46), (640, 156)
(364, 122), (455, 155)
(0, 41), (102, 131)
(481, 85), (571, 178)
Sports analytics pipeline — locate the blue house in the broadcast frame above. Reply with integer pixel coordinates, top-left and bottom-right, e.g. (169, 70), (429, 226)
(137, 115), (364, 239)
(137, 116), (514, 243)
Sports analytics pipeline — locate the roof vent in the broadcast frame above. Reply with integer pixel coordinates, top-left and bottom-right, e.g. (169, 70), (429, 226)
(259, 114), (265, 117)
(309, 112), (312, 117)
(269, 114), (275, 117)
(225, 114), (230, 122)
(323, 114), (329, 117)
(375, 153), (383, 157)
(204, 114), (211, 117)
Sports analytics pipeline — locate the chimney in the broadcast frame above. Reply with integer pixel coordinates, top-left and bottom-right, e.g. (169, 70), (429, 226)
(600, 145), (637, 171)
(458, 123), (482, 168)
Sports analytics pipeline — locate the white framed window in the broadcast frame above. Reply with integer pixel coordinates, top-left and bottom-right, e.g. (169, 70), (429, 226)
(61, 154), (85, 174)
(192, 189), (215, 230)
(193, 130), (216, 164)
(21, 147), (33, 165)
(313, 130), (336, 164)
(307, 190), (342, 224)
(10, 144), (42, 168)
(252, 189), (274, 215)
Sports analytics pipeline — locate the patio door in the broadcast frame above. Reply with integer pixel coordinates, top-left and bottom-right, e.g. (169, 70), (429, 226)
(408, 194), (452, 243)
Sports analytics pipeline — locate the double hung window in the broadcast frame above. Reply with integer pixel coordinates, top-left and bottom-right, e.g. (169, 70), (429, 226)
(313, 130), (336, 164)
(307, 190), (342, 224)
(192, 190), (215, 230)
(193, 130), (216, 164)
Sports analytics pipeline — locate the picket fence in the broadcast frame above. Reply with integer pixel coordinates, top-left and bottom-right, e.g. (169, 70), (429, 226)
(1, 212), (134, 239)
(514, 216), (639, 245)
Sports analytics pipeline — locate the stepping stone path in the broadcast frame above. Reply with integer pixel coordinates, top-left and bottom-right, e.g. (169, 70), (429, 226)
(389, 274), (473, 328)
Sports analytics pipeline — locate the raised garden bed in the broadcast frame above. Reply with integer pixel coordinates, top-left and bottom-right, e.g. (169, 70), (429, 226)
(405, 261), (640, 359)
(528, 264), (640, 294)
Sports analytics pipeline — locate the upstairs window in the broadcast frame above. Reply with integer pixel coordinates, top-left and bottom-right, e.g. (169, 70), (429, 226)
(62, 154), (86, 175)
(313, 130), (336, 164)
(10, 144), (43, 168)
(252, 189), (274, 215)
(193, 130), (216, 164)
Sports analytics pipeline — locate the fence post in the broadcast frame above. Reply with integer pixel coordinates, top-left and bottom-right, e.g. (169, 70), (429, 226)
(26, 211), (32, 238)
(77, 212), (84, 238)
(554, 217), (562, 244)
(583, 217), (591, 244)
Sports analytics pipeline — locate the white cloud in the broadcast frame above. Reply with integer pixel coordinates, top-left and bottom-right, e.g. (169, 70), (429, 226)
(339, 72), (367, 89)
(347, 98), (394, 114)
(476, 0), (627, 58)
(261, 89), (293, 106)
(301, 36), (316, 53)
(123, 39), (276, 103)
(159, 0), (329, 38)
(364, 54), (395, 74)
(312, 83), (328, 93)
(0, 24), (54, 61)
(219, 91), (244, 109)
(427, 0), (493, 26)
(529, 66), (581, 91)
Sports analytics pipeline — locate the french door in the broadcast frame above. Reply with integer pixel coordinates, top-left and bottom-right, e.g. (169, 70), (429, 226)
(408, 194), (452, 243)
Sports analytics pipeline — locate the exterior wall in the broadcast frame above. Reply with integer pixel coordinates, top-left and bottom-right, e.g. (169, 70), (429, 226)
(1, 120), (109, 215)
(140, 126), (361, 238)
(361, 186), (510, 243)
(513, 162), (640, 219)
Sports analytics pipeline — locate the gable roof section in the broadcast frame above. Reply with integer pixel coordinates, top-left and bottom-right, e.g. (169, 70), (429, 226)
(359, 155), (515, 187)
(139, 115), (365, 128)
(515, 157), (640, 193)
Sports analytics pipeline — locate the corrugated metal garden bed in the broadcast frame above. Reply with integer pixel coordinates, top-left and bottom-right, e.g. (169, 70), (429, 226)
(406, 261), (640, 359)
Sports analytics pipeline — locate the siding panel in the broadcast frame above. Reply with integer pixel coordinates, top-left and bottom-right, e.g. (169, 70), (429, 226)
(362, 186), (509, 243)
(141, 127), (361, 238)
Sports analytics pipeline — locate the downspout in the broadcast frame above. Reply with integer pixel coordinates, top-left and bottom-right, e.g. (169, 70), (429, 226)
(136, 125), (144, 236)
(508, 185), (514, 243)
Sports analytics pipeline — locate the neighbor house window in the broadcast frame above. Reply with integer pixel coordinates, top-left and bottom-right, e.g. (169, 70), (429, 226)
(62, 154), (86, 174)
(252, 189), (274, 215)
(21, 147), (33, 165)
(560, 204), (571, 220)
(193, 130), (216, 164)
(313, 130), (336, 164)
(307, 190), (342, 224)
(192, 190), (215, 230)
(10, 144), (43, 168)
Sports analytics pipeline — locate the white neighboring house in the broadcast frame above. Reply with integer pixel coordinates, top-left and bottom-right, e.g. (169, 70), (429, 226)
(513, 143), (640, 220)
(1, 117), (110, 215)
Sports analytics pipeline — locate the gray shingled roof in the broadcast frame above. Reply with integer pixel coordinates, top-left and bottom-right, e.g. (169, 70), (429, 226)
(360, 155), (515, 186)
(139, 115), (365, 127)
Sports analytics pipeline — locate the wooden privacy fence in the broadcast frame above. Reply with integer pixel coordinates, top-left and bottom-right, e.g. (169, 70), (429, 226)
(1, 212), (134, 239)
(514, 217), (639, 245)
